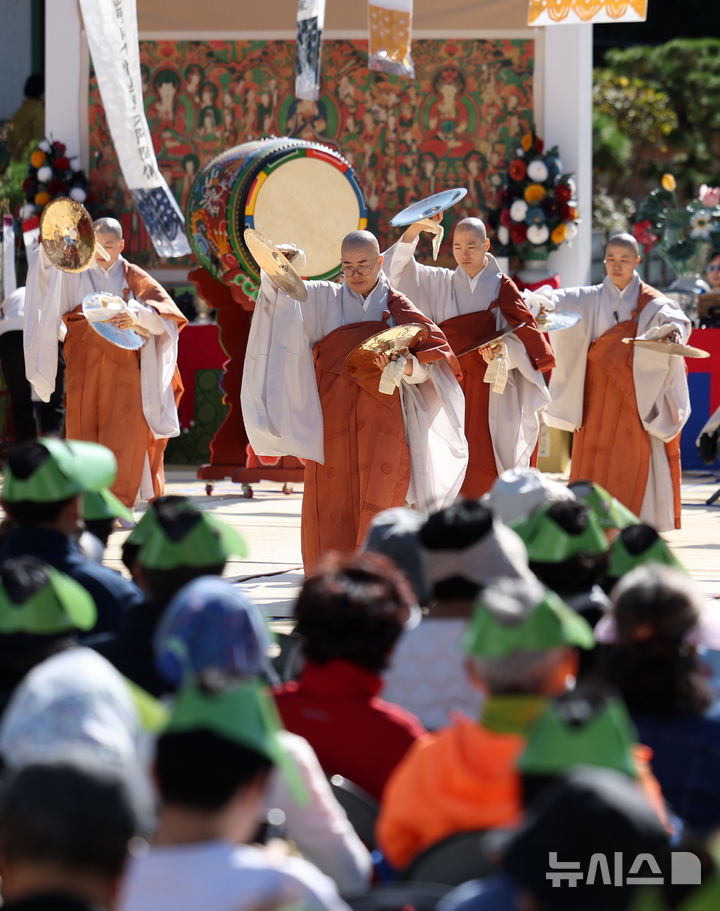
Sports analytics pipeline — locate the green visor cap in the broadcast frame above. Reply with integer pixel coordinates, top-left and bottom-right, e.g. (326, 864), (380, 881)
(123, 677), (170, 733)
(463, 577), (595, 658)
(0, 558), (96, 633)
(3, 438), (117, 503)
(124, 496), (196, 551)
(166, 680), (307, 804)
(569, 481), (640, 532)
(83, 488), (134, 523)
(517, 689), (639, 779)
(510, 503), (608, 563)
(607, 525), (687, 581)
(137, 510), (248, 570)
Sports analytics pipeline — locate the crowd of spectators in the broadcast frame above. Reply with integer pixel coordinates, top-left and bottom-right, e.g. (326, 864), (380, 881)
(0, 438), (717, 911)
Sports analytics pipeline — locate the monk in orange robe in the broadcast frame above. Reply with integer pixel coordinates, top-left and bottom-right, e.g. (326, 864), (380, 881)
(242, 231), (468, 572)
(25, 218), (187, 507)
(545, 234), (690, 531)
(384, 217), (555, 498)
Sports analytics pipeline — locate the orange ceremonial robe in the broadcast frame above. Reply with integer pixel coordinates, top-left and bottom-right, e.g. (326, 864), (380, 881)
(63, 263), (187, 507)
(301, 287), (460, 572)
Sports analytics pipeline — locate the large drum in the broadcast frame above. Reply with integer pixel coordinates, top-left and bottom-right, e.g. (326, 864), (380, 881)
(186, 138), (367, 289)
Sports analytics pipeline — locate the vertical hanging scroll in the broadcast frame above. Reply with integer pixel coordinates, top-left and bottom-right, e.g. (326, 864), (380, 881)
(296, 0), (326, 100)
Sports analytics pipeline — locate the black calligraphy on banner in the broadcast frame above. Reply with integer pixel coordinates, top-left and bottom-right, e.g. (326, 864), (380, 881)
(80, 0), (190, 257)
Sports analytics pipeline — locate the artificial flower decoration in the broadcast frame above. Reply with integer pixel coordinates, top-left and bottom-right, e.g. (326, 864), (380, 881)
(21, 139), (92, 219)
(632, 178), (720, 274)
(510, 199), (529, 222)
(527, 160), (549, 183)
(699, 185), (720, 208)
(524, 184), (546, 205)
(489, 130), (579, 261)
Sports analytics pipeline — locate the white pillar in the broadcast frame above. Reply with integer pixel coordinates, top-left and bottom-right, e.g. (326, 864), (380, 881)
(537, 24), (593, 287)
(45, 0), (89, 171)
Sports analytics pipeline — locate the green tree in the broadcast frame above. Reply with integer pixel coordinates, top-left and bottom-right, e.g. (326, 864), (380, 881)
(593, 69), (677, 198)
(596, 39), (720, 199)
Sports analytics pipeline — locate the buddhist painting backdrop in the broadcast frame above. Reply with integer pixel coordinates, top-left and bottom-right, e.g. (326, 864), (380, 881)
(88, 38), (535, 269)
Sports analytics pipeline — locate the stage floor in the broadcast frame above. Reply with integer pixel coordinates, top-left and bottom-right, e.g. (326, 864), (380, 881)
(100, 466), (720, 619)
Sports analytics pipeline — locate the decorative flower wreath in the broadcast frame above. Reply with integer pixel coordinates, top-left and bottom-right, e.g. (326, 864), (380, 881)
(489, 132), (580, 261)
(18, 139), (92, 220)
(632, 175), (720, 276)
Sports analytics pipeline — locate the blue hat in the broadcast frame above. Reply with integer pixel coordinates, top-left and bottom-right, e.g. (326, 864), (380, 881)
(154, 576), (277, 687)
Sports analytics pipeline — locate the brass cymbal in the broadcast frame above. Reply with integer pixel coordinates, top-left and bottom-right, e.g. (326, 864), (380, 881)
(40, 198), (98, 273)
(344, 323), (428, 373)
(243, 228), (308, 302)
(622, 336), (710, 358)
(390, 189), (468, 227)
(536, 310), (581, 332)
(81, 292), (148, 351)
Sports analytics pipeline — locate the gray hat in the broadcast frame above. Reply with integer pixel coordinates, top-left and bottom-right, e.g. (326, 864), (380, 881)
(362, 507), (429, 605)
(483, 468), (576, 526)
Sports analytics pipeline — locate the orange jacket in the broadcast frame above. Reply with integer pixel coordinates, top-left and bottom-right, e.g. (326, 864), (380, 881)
(376, 720), (669, 871)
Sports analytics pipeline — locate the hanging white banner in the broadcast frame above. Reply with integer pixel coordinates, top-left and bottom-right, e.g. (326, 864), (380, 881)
(78, 0), (190, 258)
(296, 0), (326, 101)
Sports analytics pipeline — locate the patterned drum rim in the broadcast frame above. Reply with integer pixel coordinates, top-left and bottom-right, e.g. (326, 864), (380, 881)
(186, 137), (367, 291)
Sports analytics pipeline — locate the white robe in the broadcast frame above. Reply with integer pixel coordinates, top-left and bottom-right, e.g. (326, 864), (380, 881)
(544, 273), (691, 530)
(383, 238), (551, 473)
(241, 270), (468, 515)
(24, 246), (181, 441)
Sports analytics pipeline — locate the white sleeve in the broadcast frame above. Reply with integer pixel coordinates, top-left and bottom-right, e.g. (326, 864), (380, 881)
(264, 732), (372, 896)
(382, 238), (419, 287)
(401, 354), (429, 385)
(23, 247), (66, 402)
(127, 301), (166, 335)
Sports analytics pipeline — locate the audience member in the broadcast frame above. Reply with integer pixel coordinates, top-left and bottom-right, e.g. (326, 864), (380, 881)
(483, 467), (575, 526)
(118, 680), (349, 911)
(597, 565), (720, 835)
(0, 648), (150, 807)
(0, 439), (143, 635)
(0, 760), (140, 911)
(96, 497), (247, 696)
(376, 576), (594, 870)
(381, 500), (533, 730)
(0, 555), (96, 717)
(511, 500), (610, 636)
(517, 684), (667, 824)
(568, 479), (640, 541)
(437, 767), (671, 911)
(602, 524), (686, 594)
(78, 489), (135, 564)
(153, 576), (372, 894)
(274, 551), (425, 801)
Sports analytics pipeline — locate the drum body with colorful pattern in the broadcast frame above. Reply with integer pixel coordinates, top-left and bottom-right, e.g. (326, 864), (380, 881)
(186, 137), (367, 293)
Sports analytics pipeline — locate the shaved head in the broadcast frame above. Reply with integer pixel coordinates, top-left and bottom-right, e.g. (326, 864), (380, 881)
(93, 217), (123, 241)
(341, 230), (380, 258)
(341, 230), (383, 297)
(606, 233), (639, 257)
(454, 218), (487, 243)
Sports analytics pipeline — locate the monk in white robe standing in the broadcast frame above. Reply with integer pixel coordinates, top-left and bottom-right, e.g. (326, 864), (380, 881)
(24, 217), (186, 507)
(242, 230), (467, 572)
(383, 216), (555, 497)
(544, 233), (691, 531)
